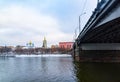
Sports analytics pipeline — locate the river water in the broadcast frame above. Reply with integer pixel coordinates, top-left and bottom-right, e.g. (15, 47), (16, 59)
(0, 54), (77, 82)
(0, 54), (120, 82)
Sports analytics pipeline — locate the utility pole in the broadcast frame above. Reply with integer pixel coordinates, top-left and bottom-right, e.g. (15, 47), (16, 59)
(74, 27), (77, 40)
(79, 12), (86, 33)
(79, 16), (81, 33)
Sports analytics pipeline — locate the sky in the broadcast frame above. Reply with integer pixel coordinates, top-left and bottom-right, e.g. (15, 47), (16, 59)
(0, 0), (97, 47)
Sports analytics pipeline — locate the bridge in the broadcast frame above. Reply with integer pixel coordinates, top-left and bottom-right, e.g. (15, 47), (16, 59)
(73, 0), (120, 62)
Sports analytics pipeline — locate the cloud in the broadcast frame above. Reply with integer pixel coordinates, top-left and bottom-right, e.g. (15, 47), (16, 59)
(0, 4), (73, 47)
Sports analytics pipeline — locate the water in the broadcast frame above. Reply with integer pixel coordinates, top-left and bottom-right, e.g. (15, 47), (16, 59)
(0, 54), (77, 82)
(1, 54), (120, 82)
(75, 62), (120, 82)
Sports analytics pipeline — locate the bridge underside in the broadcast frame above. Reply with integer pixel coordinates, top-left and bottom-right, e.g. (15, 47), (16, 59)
(80, 17), (120, 43)
(73, 1), (120, 62)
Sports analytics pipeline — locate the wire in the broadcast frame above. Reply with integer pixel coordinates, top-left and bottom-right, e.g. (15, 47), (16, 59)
(80, 0), (88, 14)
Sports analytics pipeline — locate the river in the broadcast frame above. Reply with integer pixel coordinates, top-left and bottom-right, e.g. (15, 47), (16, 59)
(0, 54), (77, 82)
(0, 54), (120, 82)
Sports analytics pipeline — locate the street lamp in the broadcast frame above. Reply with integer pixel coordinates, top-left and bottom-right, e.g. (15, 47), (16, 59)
(79, 12), (86, 33)
(74, 12), (86, 41)
(74, 27), (78, 40)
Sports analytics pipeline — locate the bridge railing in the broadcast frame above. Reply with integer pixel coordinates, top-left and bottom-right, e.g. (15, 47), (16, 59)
(77, 0), (112, 41)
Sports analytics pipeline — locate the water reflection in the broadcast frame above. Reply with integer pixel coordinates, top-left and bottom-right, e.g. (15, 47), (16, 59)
(75, 62), (120, 82)
(1, 54), (120, 82)
(0, 55), (76, 82)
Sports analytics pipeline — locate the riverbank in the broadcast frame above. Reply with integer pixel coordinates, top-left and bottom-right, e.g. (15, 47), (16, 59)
(0, 54), (71, 58)
(15, 54), (71, 57)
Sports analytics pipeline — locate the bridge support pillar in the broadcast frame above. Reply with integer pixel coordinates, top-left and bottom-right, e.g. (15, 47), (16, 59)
(78, 43), (120, 62)
(73, 46), (75, 60)
(73, 46), (83, 62)
(81, 43), (120, 50)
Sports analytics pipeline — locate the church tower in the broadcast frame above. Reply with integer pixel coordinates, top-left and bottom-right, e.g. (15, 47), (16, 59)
(42, 37), (47, 48)
(26, 41), (34, 48)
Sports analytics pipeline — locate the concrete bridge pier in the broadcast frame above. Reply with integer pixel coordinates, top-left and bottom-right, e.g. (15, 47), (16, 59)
(75, 43), (120, 62)
(81, 43), (120, 50)
(73, 42), (82, 62)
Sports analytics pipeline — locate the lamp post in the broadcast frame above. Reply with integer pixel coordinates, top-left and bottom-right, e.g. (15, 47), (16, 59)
(74, 12), (86, 41)
(79, 12), (86, 33)
(74, 27), (78, 40)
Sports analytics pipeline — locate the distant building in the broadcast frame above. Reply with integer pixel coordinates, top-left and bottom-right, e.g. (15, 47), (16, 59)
(7, 46), (15, 51)
(51, 45), (59, 49)
(42, 37), (47, 48)
(15, 45), (25, 49)
(59, 42), (73, 49)
(26, 41), (34, 48)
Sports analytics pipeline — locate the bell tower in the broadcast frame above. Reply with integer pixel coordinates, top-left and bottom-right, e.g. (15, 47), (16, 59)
(42, 37), (47, 48)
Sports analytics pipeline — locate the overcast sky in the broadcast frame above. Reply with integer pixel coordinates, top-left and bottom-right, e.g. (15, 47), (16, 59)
(0, 0), (97, 47)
